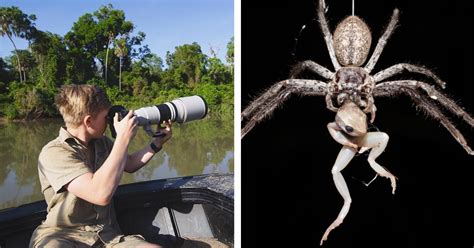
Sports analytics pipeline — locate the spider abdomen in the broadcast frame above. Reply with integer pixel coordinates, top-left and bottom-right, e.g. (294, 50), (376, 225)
(333, 16), (372, 67)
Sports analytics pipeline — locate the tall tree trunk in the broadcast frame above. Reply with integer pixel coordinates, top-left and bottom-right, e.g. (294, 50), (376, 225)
(105, 38), (111, 84)
(7, 33), (22, 83)
(119, 56), (122, 91)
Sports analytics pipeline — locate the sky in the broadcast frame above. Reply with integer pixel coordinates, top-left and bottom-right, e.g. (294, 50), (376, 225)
(0, 0), (234, 63)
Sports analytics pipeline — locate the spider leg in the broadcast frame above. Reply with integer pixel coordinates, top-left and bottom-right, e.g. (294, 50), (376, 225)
(290, 60), (334, 80)
(318, 0), (341, 71)
(320, 146), (357, 246)
(362, 95), (377, 123)
(242, 79), (327, 138)
(325, 93), (339, 112)
(376, 80), (474, 127)
(242, 79), (325, 120)
(374, 84), (474, 155)
(364, 8), (400, 73)
(373, 63), (446, 89)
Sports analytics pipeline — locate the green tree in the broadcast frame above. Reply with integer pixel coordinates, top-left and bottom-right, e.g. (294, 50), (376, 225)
(7, 82), (55, 120)
(0, 57), (13, 92)
(30, 31), (68, 88)
(64, 13), (98, 83)
(201, 39), (232, 85)
(64, 5), (139, 84)
(94, 4), (133, 84)
(141, 53), (163, 76)
(8, 49), (35, 82)
(203, 57), (231, 85)
(166, 42), (207, 86)
(226, 36), (234, 66)
(114, 37), (128, 91)
(120, 61), (149, 97)
(0, 6), (36, 83)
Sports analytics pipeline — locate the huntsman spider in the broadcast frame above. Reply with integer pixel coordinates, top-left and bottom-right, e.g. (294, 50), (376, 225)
(241, 0), (474, 245)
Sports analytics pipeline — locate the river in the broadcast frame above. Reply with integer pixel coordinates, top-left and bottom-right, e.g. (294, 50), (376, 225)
(0, 117), (234, 210)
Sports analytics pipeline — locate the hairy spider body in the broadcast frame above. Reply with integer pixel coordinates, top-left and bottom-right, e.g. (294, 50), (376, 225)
(242, 0), (473, 245)
(333, 16), (371, 67)
(328, 66), (376, 121)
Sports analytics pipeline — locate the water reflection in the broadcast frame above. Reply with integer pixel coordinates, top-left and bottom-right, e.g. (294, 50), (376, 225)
(0, 117), (233, 209)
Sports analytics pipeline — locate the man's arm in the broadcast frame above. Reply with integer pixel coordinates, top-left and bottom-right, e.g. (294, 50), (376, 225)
(124, 121), (172, 173)
(124, 145), (157, 173)
(67, 111), (137, 206)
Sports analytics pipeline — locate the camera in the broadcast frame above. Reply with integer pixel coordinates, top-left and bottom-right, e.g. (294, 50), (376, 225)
(107, 95), (208, 138)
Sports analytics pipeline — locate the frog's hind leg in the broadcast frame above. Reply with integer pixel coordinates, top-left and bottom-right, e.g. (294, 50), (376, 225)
(360, 132), (397, 194)
(320, 146), (357, 246)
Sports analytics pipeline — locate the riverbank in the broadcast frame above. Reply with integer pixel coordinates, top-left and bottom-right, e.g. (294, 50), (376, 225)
(0, 116), (60, 125)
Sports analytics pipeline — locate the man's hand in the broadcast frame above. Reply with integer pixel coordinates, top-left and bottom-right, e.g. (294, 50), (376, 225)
(68, 111), (137, 206)
(113, 110), (138, 142)
(123, 120), (172, 173)
(152, 120), (173, 148)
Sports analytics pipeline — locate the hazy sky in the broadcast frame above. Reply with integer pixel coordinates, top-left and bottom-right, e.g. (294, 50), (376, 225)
(0, 0), (234, 63)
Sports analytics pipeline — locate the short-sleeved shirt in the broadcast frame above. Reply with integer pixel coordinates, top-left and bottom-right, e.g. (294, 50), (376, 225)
(29, 127), (123, 247)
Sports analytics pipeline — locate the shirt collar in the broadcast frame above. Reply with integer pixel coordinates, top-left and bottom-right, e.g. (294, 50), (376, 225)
(59, 127), (91, 148)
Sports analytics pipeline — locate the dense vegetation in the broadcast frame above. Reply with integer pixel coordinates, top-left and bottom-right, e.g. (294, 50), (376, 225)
(0, 5), (234, 120)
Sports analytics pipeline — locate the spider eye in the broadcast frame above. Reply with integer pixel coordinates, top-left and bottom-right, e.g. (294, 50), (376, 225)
(345, 125), (354, 133)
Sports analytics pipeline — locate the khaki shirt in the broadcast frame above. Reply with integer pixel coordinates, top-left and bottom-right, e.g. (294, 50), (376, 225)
(30, 127), (122, 247)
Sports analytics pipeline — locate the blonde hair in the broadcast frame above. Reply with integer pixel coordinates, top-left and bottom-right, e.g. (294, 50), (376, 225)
(55, 84), (111, 128)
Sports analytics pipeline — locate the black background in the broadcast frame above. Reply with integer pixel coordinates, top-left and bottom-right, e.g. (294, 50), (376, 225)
(241, 0), (473, 247)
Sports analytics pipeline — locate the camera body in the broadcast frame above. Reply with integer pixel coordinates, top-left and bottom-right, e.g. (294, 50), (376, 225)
(107, 95), (208, 138)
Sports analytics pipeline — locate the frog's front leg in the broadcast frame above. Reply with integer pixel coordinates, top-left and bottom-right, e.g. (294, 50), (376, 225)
(327, 122), (358, 149)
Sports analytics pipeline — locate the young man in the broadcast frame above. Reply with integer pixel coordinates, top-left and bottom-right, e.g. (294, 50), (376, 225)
(29, 84), (172, 248)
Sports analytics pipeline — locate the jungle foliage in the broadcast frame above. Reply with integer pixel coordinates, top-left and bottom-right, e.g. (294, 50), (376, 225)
(0, 5), (234, 120)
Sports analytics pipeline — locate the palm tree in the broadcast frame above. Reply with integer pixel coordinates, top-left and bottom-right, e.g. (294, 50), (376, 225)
(105, 32), (114, 85)
(114, 37), (128, 91)
(0, 7), (36, 83)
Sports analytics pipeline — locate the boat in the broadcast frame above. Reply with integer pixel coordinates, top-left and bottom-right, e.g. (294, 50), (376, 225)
(0, 173), (234, 248)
